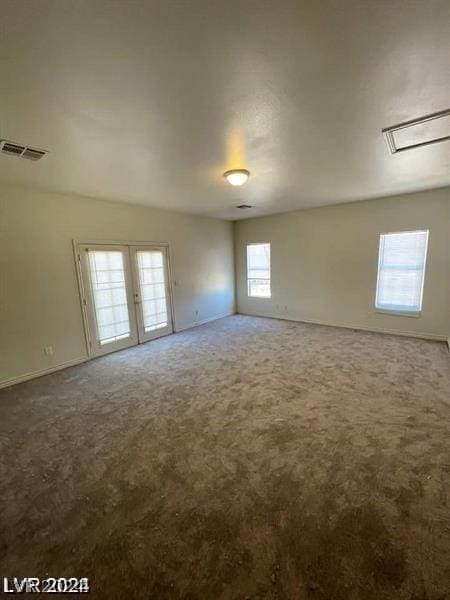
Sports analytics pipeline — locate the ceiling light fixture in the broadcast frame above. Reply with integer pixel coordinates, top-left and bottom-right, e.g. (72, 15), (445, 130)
(223, 169), (250, 186)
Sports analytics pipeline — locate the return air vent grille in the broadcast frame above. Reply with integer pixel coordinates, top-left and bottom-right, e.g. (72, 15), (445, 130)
(0, 139), (48, 161)
(382, 109), (450, 154)
(2, 142), (26, 156)
(22, 148), (46, 161)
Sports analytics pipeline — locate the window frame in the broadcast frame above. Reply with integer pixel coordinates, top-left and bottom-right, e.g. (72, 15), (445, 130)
(374, 229), (429, 317)
(246, 242), (271, 299)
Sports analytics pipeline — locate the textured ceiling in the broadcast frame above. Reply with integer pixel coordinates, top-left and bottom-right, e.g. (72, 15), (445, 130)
(0, 0), (449, 219)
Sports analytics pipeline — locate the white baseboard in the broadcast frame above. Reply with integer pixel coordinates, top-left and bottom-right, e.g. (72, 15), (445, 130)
(0, 312), (236, 390)
(0, 356), (88, 390)
(175, 311), (235, 333)
(237, 311), (447, 342)
(2, 313), (443, 390)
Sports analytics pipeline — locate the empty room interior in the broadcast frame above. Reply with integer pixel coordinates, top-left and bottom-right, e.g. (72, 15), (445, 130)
(1, 1), (450, 598)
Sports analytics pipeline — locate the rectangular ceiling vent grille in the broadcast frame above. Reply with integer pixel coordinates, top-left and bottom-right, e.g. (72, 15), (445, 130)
(0, 139), (48, 161)
(22, 148), (46, 161)
(382, 109), (450, 154)
(1, 142), (26, 156)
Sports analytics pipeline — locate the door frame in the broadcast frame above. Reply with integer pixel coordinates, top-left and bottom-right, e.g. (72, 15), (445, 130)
(77, 243), (139, 357)
(73, 239), (176, 358)
(130, 245), (174, 343)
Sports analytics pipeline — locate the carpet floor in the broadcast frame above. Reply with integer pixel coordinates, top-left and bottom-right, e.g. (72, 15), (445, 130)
(1, 315), (450, 599)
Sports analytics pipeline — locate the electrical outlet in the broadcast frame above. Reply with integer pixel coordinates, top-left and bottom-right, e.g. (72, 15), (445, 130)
(44, 346), (53, 356)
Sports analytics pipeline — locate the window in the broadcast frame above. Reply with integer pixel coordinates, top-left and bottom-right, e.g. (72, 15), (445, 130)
(375, 230), (429, 314)
(247, 243), (271, 298)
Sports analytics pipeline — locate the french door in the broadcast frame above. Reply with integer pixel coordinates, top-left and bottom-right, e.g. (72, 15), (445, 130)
(77, 243), (173, 357)
(130, 246), (173, 343)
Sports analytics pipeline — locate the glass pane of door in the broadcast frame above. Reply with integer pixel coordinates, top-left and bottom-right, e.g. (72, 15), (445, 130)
(134, 248), (173, 342)
(88, 250), (131, 344)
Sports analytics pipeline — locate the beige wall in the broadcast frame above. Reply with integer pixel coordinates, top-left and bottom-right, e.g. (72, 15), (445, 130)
(1, 184), (449, 387)
(235, 188), (450, 340)
(0, 183), (235, 385)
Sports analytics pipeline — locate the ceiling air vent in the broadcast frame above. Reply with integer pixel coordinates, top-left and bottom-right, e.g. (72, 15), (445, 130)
(1, 141), (26, 156)
(382, 109), (450, 154)
(0, 139), (48, 161)
(22, 148), (46, 161)
(236, 204), (252, 209)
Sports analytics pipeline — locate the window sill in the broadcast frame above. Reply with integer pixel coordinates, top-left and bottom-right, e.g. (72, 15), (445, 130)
(248, 295), (272, 299)
(374, 309), (421, 318)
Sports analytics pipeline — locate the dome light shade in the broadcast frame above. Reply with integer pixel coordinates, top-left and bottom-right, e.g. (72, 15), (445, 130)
(223, 169), (250, 186)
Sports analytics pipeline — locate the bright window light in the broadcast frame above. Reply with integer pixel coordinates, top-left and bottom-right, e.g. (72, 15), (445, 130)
(375, 230), (429, 314)
(247, 243), (271, 298)
(87, 250), (131, 344)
